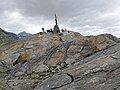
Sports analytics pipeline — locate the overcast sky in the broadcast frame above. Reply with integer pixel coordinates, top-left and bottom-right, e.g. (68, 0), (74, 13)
(0, 0), (120, 37)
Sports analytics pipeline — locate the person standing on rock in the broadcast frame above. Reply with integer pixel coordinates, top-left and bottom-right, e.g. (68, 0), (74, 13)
(42, 28), (44, 32)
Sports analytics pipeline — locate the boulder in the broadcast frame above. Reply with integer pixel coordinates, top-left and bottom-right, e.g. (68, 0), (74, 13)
(45, 49), (65, 66)
(65, 58), (76, 66)
(88, 34), (119, 51)
(35, 74), (73, 90)
(32, 64), (49, 73)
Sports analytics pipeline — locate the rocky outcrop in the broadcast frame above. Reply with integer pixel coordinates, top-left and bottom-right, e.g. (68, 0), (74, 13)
(0, 31), (119, 90)
(87, 34), (119, 52)
(35, 43), (120, 90)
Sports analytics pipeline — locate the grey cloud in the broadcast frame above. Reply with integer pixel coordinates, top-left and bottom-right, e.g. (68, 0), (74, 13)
(0, 0), (120, 37)
(13, 0), (118, 18)
(0, 0), (16, 12)
(13, 0), (78, 20)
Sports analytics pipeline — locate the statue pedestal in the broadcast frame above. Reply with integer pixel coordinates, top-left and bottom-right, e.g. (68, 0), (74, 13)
(53, 25), (60, 33)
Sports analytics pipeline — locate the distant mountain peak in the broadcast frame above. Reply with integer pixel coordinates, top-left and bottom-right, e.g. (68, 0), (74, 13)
(18, 31), (31, 37)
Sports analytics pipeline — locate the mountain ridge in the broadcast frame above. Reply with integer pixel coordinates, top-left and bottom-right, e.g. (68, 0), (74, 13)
(0, 28), (19, 45)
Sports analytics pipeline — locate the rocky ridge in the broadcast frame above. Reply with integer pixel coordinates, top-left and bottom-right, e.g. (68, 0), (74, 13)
(0, 28), (18, 45)
(0, 31), (120, 90)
